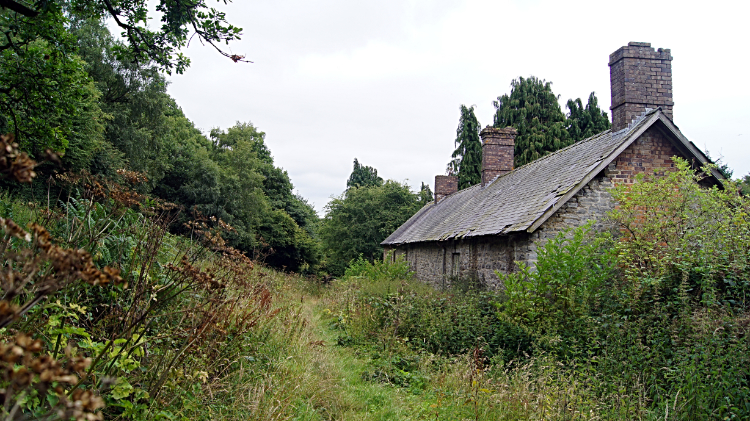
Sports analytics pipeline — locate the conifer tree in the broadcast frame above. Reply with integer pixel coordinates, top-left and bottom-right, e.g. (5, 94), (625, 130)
(450, 105), (482, 189)
(347, 158), (383, 189)
(566, 92), (611, 141)
(493, 76), (570, 167)
(418, 182), (433, 205)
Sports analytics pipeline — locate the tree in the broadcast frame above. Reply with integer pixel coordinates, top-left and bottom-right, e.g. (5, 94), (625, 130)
(209, 122), (321, 272)
(566, 92), (611, 141)
(321, 181), (422, 275)
(0, 0), (246, 157)
(347, 158), (383, 189)
(72, 18), (178, 183)
(450, 105), (482, 189)
(1, 0), (247, 74)
(153, 118), (322, 273)
(418, 182), (433, 206)
(0, 4), (106, 158)
(493, 76), (571, 167)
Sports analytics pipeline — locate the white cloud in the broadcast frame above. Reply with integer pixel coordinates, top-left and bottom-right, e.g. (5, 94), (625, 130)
(166, 0), (750, 214)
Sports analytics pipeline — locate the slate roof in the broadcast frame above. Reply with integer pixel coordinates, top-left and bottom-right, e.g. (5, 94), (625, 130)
(382, 108), (720, 246)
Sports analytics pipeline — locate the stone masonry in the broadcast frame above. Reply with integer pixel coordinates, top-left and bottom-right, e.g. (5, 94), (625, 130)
(480, 127), (516, 186)
(609, 42), (673, 131)
(392, 125), (683, 289)
(434, 175), (458, 203)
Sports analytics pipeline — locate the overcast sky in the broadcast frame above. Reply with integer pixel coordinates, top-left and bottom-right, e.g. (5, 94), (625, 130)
(164, 0), (750, 215)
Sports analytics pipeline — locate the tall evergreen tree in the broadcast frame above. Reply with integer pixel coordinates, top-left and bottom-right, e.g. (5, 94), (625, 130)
(450, 105), (482, 189)
(566, 92), (611, 141)
(347, 158), (383, 189)
(493, 76), (570, 167)
(418, 182), (433, 205)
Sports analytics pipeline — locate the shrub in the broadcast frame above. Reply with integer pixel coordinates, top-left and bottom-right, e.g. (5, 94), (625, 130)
(609, 157), (750, 309)
(344, 251), (413, 282)
(497, 221), (615, 337)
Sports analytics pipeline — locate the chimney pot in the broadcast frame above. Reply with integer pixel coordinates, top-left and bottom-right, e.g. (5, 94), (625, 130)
(480, 126), (516, 186)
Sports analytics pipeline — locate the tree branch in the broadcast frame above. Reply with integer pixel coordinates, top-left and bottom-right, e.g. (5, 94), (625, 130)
(0, 0), (39, 17)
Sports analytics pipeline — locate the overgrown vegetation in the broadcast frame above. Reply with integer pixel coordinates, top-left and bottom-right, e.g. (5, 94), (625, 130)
(3, 1), (749, 419)
(329, 159), (750, 420)
(320, 178), (430, 276)
(1, 122), (749, 420)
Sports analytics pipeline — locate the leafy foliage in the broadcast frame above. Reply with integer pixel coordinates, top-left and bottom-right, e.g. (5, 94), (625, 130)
(321, 180), (423, 275)
(344, 251), (413, 282)
(492, 76), (571, 167)
(5, 0), (247, 74)
(498, 222), (615, 335)
(609, 158), (749, 307)
(346, 158), (383, 189)
(449, 104), (482, 189)
(565, 92), (610, 141)
(0, 4), (106, 159)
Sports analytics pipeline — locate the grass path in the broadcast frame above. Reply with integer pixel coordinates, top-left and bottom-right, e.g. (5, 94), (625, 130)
(229, 278), (605, 420)
(283, 294), (431, 421)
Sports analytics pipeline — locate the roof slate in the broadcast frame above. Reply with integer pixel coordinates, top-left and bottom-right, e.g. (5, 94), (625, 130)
(382, 109), (659, 246)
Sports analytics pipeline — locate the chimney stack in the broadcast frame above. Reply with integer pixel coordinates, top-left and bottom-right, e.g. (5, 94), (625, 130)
(480, 126), (516, 186)
(609, 42), (673, 131)
(435, 175), (458, 203)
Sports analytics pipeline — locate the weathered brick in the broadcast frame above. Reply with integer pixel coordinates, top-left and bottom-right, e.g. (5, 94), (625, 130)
(609, 42), (673, 131)
(435, 175), (458, 203)
(480, 126), (516, 186)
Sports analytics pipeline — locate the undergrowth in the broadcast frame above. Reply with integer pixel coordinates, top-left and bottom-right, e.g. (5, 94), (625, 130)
(322, 159), (750, 421)
(1, 144), (748, 420)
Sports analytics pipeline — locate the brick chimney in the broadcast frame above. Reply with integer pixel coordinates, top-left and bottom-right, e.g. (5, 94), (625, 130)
(435, 175), (457, 203)
(480, 126), (516, 186)
(609, 41), (673, 131)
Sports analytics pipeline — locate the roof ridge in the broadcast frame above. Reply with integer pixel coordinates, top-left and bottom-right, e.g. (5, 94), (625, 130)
(491, 109), (660, 181)
(381, 108), (709, 247)
(481, 128), (611, 186)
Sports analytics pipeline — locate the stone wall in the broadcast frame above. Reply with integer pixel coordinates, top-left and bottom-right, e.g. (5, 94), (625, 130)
(390, 235), (521, 289)
(609, 42), (673, 131)
(392, 125), (684, 289)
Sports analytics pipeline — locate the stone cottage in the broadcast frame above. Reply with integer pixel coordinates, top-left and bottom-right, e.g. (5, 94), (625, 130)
(381, 42), (725, 288)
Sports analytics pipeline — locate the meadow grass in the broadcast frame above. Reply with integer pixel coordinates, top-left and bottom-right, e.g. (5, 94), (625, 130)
(204, 273), (629, 421)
